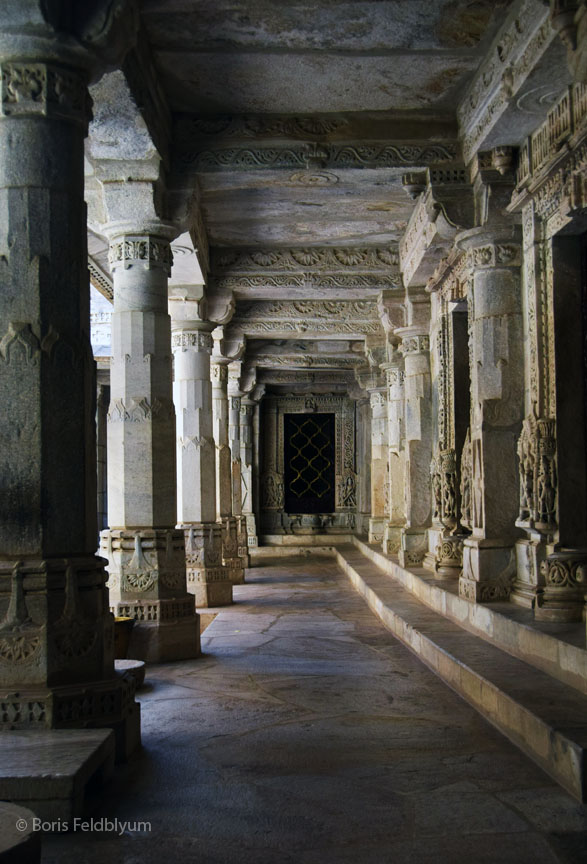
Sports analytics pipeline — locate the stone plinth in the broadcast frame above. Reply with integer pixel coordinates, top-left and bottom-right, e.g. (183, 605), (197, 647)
(184, 523), (232, 608)
(102, 528), (199, 662)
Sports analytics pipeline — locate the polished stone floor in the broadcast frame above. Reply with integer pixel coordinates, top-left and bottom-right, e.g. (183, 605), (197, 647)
(43, 557), (587, 863)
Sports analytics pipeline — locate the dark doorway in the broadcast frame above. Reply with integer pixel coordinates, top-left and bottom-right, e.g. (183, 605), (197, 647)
(284, 413), (335, 513)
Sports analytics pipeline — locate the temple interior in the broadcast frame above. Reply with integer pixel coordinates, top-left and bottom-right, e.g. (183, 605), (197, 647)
(1, 1), (587, 862)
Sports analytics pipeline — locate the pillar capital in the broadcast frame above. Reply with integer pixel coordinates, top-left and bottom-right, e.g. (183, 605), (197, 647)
(107, 233), (175, 277)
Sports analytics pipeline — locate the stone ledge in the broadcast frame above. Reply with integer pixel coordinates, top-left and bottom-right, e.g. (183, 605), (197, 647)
(336, 544), (587, 802)
(0, 729), (115, 821)
(352, 537), (587, 696)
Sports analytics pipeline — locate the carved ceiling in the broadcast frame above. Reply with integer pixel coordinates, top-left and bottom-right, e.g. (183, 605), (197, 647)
(85, 0), (572, 391)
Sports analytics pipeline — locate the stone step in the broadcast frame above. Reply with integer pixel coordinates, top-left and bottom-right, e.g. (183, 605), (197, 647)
(352, 537), (587, 696)
(0, 729), (115, 822)
(335, 544), (587, 802)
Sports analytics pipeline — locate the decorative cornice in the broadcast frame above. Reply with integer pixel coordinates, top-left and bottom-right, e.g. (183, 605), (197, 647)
(177, 142), (459, 172)
(253, 354), (364, 369)
(514, 82), (587, 190)
(88, 256), (113, 302)
(108, 236), (173, 276)
(236, 300), (377, 320)
(458, 1), (555, 163)
(400, 187), (468, 288)
(236, 319), (381, 336)
(211, 246), (399, 273)
(211, 274), (401, 294)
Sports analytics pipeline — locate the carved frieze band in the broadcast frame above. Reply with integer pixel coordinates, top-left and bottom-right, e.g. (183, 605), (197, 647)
(465, 244), (521, 270)
(172, 330), (213, 353)
(212, 246), (399, 273)
(401, 334), (430, 355)
(237, 300), (376, 319)
(211, 362), (228, 383)
(107, 397), (174, 423)
(0, 62), (89, 125)
(253, 354), (363, 369)
(212, 274), (401, 291)
(178, 142), (459, 172)
(108, 237), (173, 276)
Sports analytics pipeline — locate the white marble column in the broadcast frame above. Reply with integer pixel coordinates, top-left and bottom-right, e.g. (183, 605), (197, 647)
(100, 232), (199, 661)
(212, 359), (245, 584)
(457, 229), (524, 603)
(382, 349), (406, 555)
(240, 397), (258, 549)
(396, 292), (433, 567)
(97, 383), (110, 535)
(0, 8), (139, 752)
(170, 315), (232, 608)
(228, 369), (249, 569)
(355, 397), (371, 536)
(367, 382), (389, 544)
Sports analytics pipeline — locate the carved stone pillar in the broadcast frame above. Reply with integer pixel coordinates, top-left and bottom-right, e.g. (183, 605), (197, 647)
(97, 383), (110, 535)
(211, 359), (244, 584)
(382, 350), (406, 555)
(240, 398), (258, 548)
(228, 373), (249, 569)
(100, 232), (199, 661)
(367, 383), (388, 544)
(170, 318), (232, 609)
(512, 201), (554, 608)
(457, 229), (524, 603)
(425, 294), (470, 578)
(355, 398), (372, 536)
(396, 293), (433, 567)
(0, 11), (140, 751)
(534, 232), (587, 620)
(260, 396), (284, 534)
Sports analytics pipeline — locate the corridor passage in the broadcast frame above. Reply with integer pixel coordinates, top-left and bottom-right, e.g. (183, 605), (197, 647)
(45, 558), (587, 864)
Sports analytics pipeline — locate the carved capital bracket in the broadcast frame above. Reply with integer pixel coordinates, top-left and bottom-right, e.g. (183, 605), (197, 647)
(108, 235), (173, 276)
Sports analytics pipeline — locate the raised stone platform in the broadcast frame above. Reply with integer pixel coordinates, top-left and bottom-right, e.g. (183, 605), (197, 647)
(0, 729), (115, 821)
(335, 542), (587, 802)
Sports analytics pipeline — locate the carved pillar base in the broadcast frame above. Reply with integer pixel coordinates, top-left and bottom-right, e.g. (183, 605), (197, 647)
(432, 532), (465, 580)
(0, 674), (141, 762)
(368, 517), (386, 545)
(0, 556), (140, 760)
(183, 523), (233, 608)
(383, 523), (402, 556)
(424, 527), (443, 571)
(535, 550), (587, 622)
(510, 536), (547, 609)
(236, 516), (250, 569)
(221, 517), (245, 585)
(101, 529), (200, 662)
(399, 528), (428, 568)
(245, 514), (258, 548)
(459, 538), (516, 602)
